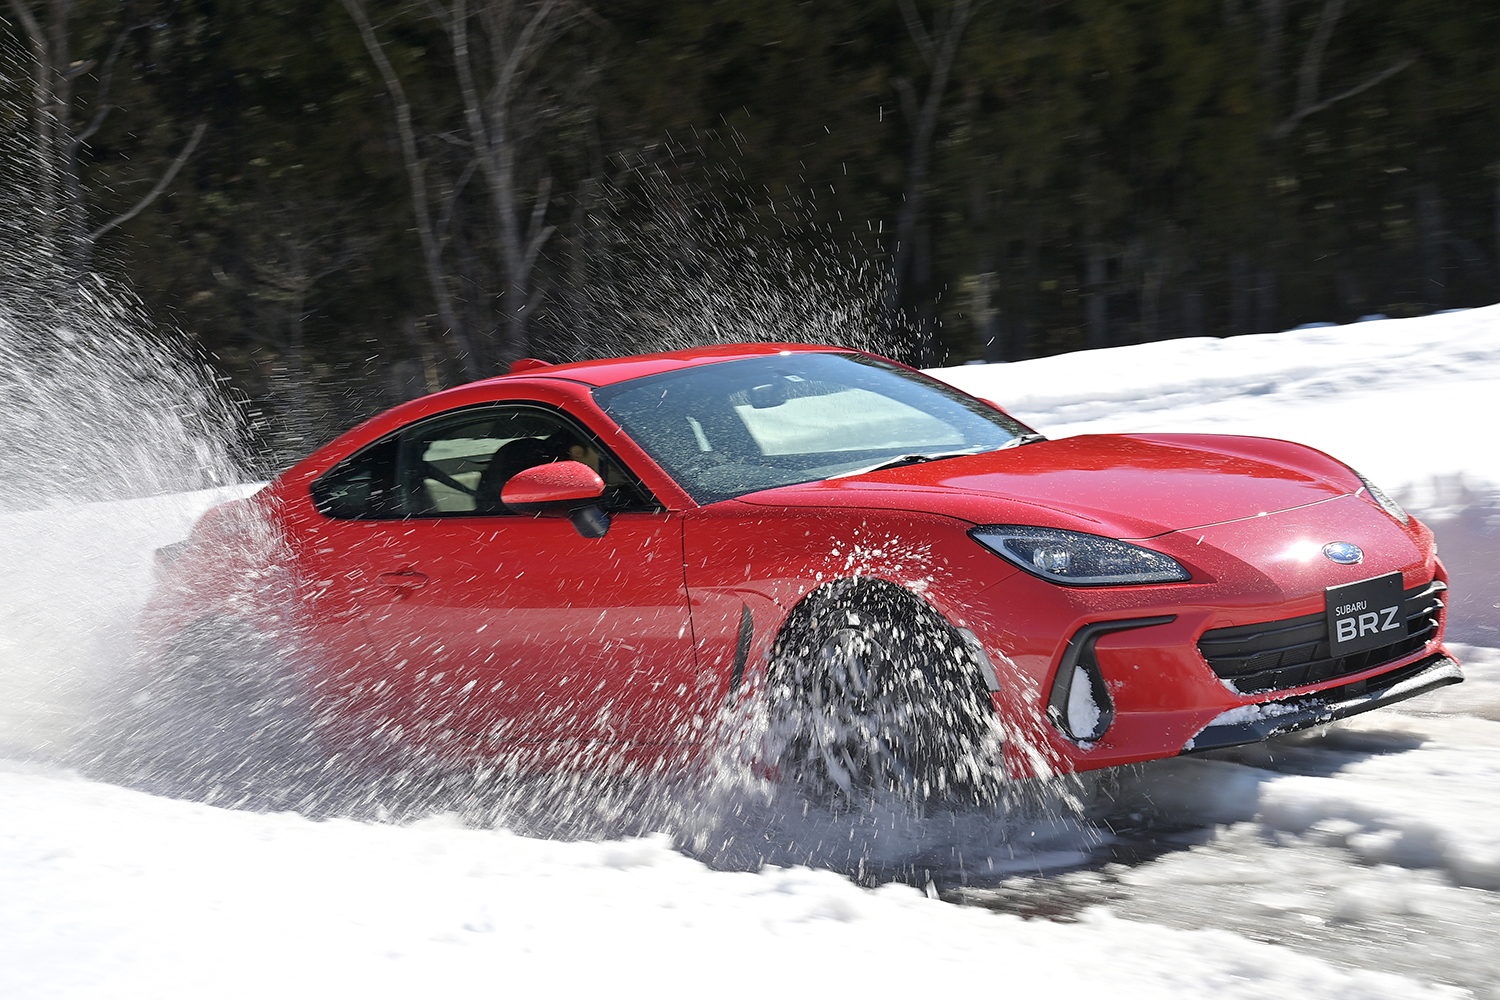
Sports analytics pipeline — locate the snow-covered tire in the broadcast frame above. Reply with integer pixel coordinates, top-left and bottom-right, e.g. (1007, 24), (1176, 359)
(763, 580), (999, 807)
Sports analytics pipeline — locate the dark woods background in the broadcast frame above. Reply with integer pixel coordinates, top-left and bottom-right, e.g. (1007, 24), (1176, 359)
(4, 0), (1498, 466)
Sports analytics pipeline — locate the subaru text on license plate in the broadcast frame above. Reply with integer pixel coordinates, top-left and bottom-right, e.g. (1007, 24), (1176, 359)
(1325, 571), (1404, 657)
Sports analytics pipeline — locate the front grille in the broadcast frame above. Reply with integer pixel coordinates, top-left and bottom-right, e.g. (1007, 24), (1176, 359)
(1198, 579), (1444, 694)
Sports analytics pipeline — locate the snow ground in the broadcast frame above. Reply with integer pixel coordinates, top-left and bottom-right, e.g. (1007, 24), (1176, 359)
(3, 305), (1499, 998)
(0, 755), (1468, 1000)
(0, 487), (253, 760)
(967, 644), (1500, 996)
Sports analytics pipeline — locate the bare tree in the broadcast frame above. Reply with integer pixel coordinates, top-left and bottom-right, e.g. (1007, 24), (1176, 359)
(343, 0), (477, 378)
(1265, 0), (1413, 142)
(443, 0), (574, 365)
(242, 196), (374, 456)
(1493, 161), (1500, 290)
(4, 0), (204, 272)
(887, 0), (978, 352)
(344, 0), (580, 373)
(1226, 0), (1412, 334)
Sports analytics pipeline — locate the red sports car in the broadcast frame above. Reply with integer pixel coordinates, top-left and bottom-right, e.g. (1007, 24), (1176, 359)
(142, 343), (1460, 800)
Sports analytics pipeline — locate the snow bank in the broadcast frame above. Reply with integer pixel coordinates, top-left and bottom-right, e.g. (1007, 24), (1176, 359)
(1099, 648), (1500, 889)
(1064, 650), (1500, 993)
(931, 305), (1500, 496)
(1254, 652), (1500, 891)
(0, 762), (1459, 1000)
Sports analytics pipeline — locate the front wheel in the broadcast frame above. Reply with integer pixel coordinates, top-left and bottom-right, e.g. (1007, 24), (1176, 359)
(763, 580), (1001, 807)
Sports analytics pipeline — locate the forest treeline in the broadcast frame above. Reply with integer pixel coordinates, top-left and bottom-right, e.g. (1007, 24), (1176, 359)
(4, 0), (1498, 455)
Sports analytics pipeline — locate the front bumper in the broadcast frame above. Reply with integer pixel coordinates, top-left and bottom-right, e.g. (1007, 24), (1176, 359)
(1182, 652), (1463, 753)
(943, 496), (1453, 776)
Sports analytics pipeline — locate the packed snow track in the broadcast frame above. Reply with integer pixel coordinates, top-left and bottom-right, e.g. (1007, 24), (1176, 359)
(4, 307), (1500, 998)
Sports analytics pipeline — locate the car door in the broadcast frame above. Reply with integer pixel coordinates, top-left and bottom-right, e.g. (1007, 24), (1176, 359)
(294, 402), (701, 754)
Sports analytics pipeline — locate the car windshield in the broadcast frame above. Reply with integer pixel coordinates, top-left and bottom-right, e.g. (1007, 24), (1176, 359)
(593, 351), (1039, 503)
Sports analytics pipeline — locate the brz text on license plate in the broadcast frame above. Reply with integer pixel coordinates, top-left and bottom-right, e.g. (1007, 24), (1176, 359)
(1325, 571), (1405, 658)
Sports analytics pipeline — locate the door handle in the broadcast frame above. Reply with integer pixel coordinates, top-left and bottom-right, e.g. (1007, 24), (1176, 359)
(378, 570), (429, 590)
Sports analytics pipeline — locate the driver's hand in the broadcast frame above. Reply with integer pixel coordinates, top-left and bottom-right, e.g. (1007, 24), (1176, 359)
(569, 443), (601, 471)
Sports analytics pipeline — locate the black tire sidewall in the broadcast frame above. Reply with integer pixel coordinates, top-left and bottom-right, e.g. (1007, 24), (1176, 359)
(766, 580), (997, 806)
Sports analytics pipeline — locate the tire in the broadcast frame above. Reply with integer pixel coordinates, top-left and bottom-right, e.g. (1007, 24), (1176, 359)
(128, 618), (330, 805)
(763, 579), (1000, 807)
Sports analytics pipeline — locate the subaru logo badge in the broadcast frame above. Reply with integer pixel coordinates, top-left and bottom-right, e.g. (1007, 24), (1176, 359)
(1323, 541), (1364, 565)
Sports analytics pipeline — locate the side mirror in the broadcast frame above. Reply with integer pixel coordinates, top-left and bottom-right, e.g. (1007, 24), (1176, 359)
(501, 460), (604, 506)
(500, 461), (611, 538)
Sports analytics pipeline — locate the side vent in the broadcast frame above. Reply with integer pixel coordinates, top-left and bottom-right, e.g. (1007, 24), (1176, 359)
(1047, 616), (1175, 743)
(728, 604), (754, 694)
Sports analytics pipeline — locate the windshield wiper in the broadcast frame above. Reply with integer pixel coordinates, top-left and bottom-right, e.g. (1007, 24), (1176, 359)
(831, 436), (1046, 479)
(831, 448), (987, 478)
(997, 432), (1047, 449)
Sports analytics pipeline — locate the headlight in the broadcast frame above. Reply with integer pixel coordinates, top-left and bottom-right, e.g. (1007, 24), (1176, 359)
(971, 525), (1191, 586)
(1350, 468), (1410, 525)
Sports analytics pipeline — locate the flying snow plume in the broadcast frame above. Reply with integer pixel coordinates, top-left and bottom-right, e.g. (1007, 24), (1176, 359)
(0, 67), (319, 807)
(0, 283), (241, 511)
(0, 125), (250, 767)
(540, 169), (906, 364)
(0, 101), (1081, 885)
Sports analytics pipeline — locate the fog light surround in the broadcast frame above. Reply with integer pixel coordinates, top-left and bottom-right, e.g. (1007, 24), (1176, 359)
(1047, 616), (1176, 744)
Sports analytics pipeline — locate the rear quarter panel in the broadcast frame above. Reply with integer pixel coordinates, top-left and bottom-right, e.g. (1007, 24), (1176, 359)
(137, 494), (293, 664)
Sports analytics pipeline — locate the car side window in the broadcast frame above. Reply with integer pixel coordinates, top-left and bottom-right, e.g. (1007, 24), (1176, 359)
(403, 409), (518, 515)
(311, 404), (656, 520)
(309, 435), (400, 519)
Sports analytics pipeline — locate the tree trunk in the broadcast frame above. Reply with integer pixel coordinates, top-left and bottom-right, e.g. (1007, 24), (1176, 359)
(1254, 265), (1278, 334)
(1085, 244), (1109, 349)
(1417, 177), (1447, 312)
(10, 0), (79, 265)
(343, 0), (480, 380)
(10, 0), (205, 278)
(286, 291), (312, 456)
(1017, 227), (1040, 360)
(1494, 164), (1500, 294)
(1257, 0), (1286, 108)
(887, 0), (976, 343)
(1141, 263), (1162, 342)
(448, 0), (564, 365)
(1230, 252), (1251, 336)
(972, 268), (1003, 363)
(1181, 280), (1205, 339)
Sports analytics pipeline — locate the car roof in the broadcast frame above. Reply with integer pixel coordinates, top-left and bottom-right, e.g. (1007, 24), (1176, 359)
(477, 342), (856, 388)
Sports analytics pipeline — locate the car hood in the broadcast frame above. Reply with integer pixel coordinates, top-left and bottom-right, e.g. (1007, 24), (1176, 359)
(733, 433), (1359, 537)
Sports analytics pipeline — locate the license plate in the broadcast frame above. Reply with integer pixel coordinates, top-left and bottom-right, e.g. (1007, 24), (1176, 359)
(1325, 572), (1405, 657)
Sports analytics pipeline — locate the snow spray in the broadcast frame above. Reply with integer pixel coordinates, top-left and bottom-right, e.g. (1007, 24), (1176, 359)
(0, 108), (1091, 890)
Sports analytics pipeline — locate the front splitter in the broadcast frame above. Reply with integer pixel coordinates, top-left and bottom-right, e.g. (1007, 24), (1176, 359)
(1182, 652), (1463, 754)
